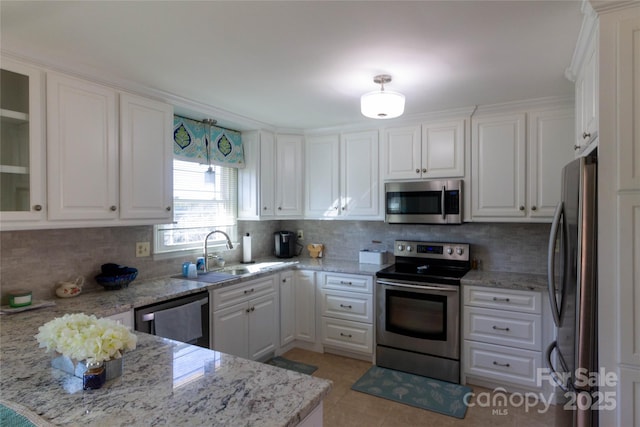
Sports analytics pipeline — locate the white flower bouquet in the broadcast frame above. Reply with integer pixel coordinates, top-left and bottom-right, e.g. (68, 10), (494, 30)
(35, 313), (137, 363)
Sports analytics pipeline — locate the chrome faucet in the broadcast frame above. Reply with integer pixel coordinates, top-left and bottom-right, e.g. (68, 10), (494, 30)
(203, 230), (234, 272)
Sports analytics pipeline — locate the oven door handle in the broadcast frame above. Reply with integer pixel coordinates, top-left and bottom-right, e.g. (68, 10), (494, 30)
(376, 280), (457, 292)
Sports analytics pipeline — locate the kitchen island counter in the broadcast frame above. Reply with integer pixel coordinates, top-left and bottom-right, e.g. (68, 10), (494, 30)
(0, 306), (331, 426)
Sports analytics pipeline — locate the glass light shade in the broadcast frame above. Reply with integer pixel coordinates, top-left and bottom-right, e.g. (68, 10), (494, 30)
(360, 90), (405, 119)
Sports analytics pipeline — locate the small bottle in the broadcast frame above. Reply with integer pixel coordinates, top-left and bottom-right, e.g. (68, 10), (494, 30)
(196, 257), (205, 273)
(182, 262), (191, 277)
(83, 361), (106, 390)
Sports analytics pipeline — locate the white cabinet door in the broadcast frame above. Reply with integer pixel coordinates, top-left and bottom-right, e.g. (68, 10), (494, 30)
(119, 93), (173, 220)
(383, 125), (421, 180)
(422, 119), (465, 178)
(279, 270), (295, 346)
(528, 108), (574, 218)
(305, 134), (340, 217)
(471, 113), (526, 219)
(237, 131), (260, 219)
(0, 58), (46, 224)
(248, 292), (278, 361)
(275, 134), (303, 216)
(260, 131), (276, 217)
(340, 130), (380, 218)
(295, 270), (316, 343)
(213, 302), (249, 358)
(47, 72), (118, 220)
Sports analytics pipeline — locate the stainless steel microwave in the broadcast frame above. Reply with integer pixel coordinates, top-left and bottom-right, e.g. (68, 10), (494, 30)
(385, 180), (463, 224)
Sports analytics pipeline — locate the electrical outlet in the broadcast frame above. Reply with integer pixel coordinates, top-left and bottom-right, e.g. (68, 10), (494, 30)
(297, 229), (304, 240)
(136, 242), (150, 257)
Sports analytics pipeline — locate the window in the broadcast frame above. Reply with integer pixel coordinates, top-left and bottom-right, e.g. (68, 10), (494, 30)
(155, 160), (237, 254)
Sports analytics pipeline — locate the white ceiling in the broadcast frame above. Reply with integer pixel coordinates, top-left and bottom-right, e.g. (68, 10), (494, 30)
(1, 1), (583, 131)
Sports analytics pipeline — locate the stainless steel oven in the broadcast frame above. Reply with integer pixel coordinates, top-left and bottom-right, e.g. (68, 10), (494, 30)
(376, 240), (470, 384)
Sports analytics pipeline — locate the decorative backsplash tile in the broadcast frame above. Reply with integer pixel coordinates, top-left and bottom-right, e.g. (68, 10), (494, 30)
(0, 220), (548, 301)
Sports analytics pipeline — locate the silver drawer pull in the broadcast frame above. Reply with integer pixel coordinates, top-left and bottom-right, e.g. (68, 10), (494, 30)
(339, 333), (353, 338)
(339, 281), (353, 285)
(493, 361), (511, 368)
(492, 297), (510, 302)
(339, 304), (353, 309)
(244, 288), (255, 294)
(492, 326), (510, 332)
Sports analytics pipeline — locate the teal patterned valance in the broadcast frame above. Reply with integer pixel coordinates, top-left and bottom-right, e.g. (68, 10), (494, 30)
(173, 116), (245, 168)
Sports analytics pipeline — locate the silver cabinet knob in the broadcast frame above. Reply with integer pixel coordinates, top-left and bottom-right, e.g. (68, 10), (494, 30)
(278, 206), (282, 210)
(519, 206), (525, 211)
(531, 206), (537, 211)
(33, 204), (42, 211)
(263, 206), (268, 210)
(582, 132), (591, 140)
(110, 205), (117, 211)
(342, 206), (346, 210)
(422, 168), (427, 173)
(416, 168), (420, 174)
(166, 206), (171, 211)
(574, 144), (581, 150)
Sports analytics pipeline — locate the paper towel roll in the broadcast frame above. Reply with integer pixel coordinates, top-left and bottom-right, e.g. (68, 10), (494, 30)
(242, 233), (252, 263)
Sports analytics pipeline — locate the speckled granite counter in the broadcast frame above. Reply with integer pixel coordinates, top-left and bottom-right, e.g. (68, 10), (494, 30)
(0, 258), (353, 426)
(461, 270), (548, 292)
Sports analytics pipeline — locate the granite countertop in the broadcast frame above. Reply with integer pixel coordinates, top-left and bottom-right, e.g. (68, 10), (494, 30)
(461, 269), (548, 292)
(0, 257), (359, 426)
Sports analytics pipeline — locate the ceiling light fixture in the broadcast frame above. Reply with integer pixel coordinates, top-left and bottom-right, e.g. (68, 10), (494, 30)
(360, 74), (405, 119)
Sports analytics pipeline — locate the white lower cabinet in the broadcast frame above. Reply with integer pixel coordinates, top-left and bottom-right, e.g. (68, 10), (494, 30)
(463, 285), (547, 392)
(319, 272), (374, 357)
(294, 270), (316, 343)
(280, 269), (317, 350)
(212, 274), (278, 361)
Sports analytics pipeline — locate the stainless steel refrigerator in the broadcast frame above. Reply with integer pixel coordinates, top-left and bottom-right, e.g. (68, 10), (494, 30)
(546, 156), (598, 427)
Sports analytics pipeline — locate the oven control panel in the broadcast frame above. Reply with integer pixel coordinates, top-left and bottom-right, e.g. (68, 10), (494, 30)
(394, 240), (470, 261)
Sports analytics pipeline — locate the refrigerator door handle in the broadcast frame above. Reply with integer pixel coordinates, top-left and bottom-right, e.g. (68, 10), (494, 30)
(547, 201), (564, 327)
(545, 340), (571, 392)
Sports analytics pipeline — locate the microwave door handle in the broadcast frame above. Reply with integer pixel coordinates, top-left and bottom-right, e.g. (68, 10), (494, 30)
(441, 186), (446, 220)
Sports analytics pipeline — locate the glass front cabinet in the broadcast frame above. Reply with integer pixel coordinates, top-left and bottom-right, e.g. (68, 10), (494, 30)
(0, 58), (45, 224)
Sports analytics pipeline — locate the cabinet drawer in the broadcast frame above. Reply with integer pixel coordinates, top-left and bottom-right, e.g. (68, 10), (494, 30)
(321, 317), (373, 354)
(321, 273), (373, 294)
(463, 340), (542, 389)
(464, 306), (541, 351)
(213, 275), (276, 310)
(320, 290), (373, 323)
(464, 286), (541, 314)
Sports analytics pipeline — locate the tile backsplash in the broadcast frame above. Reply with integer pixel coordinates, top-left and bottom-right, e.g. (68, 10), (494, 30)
(0, 220), (549, 301)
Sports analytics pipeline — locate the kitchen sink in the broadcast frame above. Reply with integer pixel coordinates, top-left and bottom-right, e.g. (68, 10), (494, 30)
(177, 261), (297, 282)
(176, 271), (237, 284)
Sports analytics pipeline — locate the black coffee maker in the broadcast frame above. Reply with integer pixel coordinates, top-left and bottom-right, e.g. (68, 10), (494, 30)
(274, 231), (296, 258)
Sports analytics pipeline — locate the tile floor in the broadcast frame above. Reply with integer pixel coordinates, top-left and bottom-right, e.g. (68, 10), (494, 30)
(282, 348), (572, 427)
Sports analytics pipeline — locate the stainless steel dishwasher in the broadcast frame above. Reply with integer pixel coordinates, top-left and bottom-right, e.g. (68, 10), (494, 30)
(134, 291), (210, 349)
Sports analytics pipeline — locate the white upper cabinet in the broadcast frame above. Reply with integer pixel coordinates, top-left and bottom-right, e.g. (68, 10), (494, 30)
(47, 72), (119, 221)
(383, 119), (465, 180)
(274, 134), (303, 216)
(305, 134), (340, 217)
(46, 71), (173, 225)
(0, 57), (46, 226)
(238, 131), (303, 219)
(574, 27), (599, 154)
(341, 130), (380, 218)
(119, 93), (173, 221)
(527, 108), (575, 218)
(471, 113), (527, 219)
(304, 130), (380, 219)
(471, 106), (574, 222)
